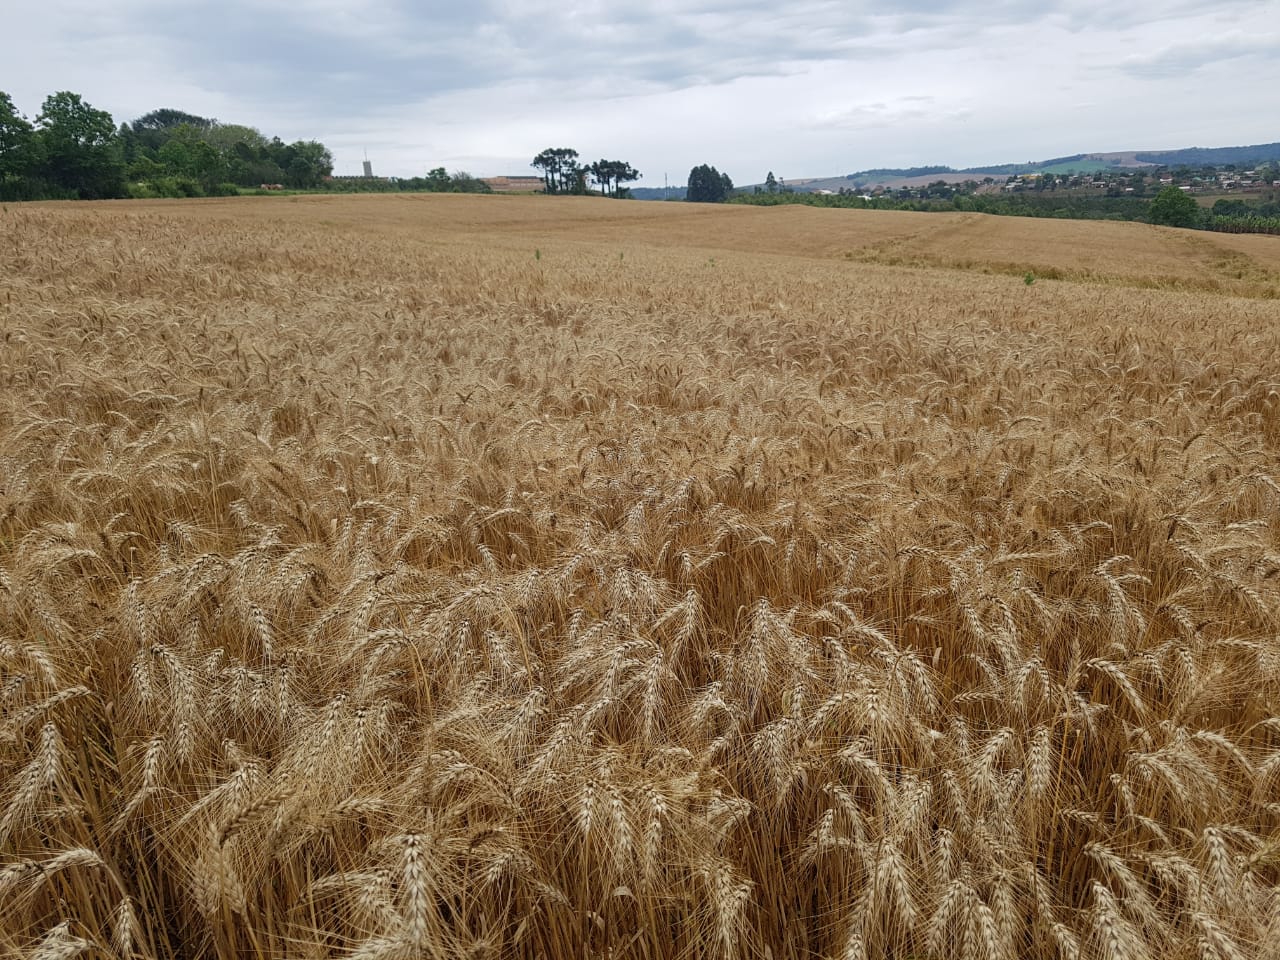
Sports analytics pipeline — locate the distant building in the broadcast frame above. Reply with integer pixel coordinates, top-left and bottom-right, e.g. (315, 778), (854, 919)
(362, 159), (374, 178)
(483, 176), (546, 194)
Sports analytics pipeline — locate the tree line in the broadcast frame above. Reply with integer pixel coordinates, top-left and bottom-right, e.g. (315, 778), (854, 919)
(2, 89), (742, 207)
(730, 180), (1280, 236)
(0, 91), (337, 201)
(530, 148), (641, 197)
(686, 164), (734, 203)
(324, 168), (492, 194)
(528, 151), (743, 204)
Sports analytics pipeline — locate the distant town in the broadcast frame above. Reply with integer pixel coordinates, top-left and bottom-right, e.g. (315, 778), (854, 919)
(796, 166), (1279, 201)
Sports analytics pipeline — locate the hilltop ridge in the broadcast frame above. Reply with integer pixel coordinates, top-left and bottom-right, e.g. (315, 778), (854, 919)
(632, 141), (1280, 198)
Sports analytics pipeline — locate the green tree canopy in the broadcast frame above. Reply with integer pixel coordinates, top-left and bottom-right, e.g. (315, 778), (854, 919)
(0, 91), (39, 193)
(1148, 185), (1201, 228)
(134, 108), (214, 132)
(131, 108), (216, 149)
(448, 171), (492, 194)
(588, 159), (641, 198)
(0, 89), (343, 199)
(1211, 198), (1249, 219)
(531, 147), (581, 195)
(268, 138), (333, 189)
(419, 167), (492, 193)
(202, 123), (267, 154)
(36, 91), (124, 198)
(687, 164), (733, 203)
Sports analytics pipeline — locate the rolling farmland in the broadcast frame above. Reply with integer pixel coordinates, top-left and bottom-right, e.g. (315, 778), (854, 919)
(2, 194), (1279, 960)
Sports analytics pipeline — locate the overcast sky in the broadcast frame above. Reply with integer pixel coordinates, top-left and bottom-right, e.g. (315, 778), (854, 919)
(6, 0), (1279, 185)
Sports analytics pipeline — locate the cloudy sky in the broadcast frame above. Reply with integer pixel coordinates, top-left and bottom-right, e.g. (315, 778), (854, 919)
(7, 0), (1279, 185)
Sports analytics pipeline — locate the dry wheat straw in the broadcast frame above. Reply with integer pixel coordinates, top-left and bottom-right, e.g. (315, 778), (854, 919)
(1, 196), (1278, 960)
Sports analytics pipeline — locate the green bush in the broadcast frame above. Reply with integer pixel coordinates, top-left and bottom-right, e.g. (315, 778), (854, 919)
(128, 177), (202, 198)
(130, 178), (242, 199)
(1148, 185), (1200, 228)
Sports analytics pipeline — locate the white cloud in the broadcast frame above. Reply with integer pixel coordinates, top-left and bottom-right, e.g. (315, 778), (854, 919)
(1118, 32), (1279, 79)
(4, 1), (1279, 184)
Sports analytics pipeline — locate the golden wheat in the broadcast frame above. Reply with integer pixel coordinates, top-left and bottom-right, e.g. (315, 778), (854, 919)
(0, 194), (1278, 959)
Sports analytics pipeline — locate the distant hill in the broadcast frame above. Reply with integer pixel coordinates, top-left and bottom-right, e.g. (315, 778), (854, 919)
(808, 154), (1150, 192)
(631, 186), (686, 201)
(1133, 143), (1280, 167)
(640, 142), (1280, 198)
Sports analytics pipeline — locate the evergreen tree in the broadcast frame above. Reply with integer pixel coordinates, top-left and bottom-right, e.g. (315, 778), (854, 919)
(687, 164), (733, 203)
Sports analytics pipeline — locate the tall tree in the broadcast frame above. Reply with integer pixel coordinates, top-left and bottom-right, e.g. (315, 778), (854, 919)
(531, 147), (580, 195)
(425, 167), (452, 191)
(615, 162), (641, 197)
(0, 92), (39, 195)
(131, 108), (215, 149)
(36, 91), (124, 198)
(153, 125), (227, 190)
(1148, 185), (1201, 228)
(765, 171), (778, 194)
(588, 159), (641, 198)
(687, 164), (733, 203)
(284, 140), (333, 188)
(202, 123), (267, 155)
(588, 160), (609, 195)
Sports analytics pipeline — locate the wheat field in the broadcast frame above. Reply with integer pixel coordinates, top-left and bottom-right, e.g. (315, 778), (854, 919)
(1, 194), (1279, 960)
